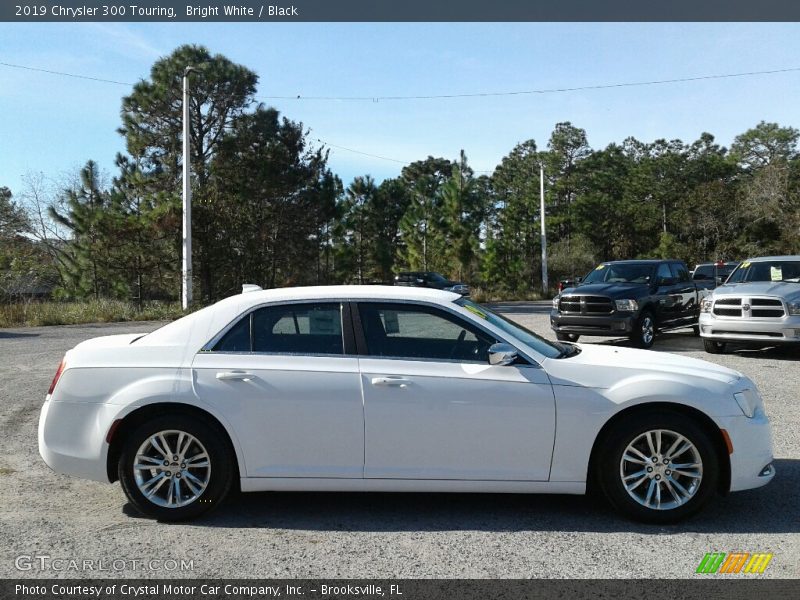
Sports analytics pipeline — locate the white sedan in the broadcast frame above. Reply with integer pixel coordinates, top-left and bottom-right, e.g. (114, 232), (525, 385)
(39, 285), (774, 523)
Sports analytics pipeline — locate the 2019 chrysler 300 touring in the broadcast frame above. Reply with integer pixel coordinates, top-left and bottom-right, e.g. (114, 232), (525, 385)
(39, 285), (774, 523)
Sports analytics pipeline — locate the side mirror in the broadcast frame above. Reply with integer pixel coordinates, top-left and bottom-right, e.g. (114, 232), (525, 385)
(575, 276), (583, 283)
(488, 343), (518, 366)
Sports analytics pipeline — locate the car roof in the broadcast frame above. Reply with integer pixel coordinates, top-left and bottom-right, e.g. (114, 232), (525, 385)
(229, 284), (458, 303)
(694, 261), (739, 267)
(743, 255), (800, 262)
(141, 285), (460, 350)
(600, 259), (677, 265)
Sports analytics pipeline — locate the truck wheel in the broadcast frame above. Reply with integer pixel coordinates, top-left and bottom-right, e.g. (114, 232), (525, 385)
(703, 339), (726, 354)
(556, 332), (580, 342)
(630, 310), (655, 349)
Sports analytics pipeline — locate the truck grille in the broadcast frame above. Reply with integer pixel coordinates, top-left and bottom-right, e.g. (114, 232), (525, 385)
(559, 295), (614, 314)
(712, 297), (785, 318)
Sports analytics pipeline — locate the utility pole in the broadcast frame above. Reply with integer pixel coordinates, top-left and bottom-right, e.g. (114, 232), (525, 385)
(182, 66), (199, 310)
(540, 162), (548, 294)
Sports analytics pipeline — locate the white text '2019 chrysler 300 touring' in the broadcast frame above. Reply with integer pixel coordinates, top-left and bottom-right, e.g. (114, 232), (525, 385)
(39, 285), (774, 522)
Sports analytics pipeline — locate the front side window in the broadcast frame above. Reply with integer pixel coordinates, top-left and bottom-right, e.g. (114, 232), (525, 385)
(212, 302), (344, 355)
(670, 263), (691, 282)
(656, 263), (673, 284)
(358, 303), (496, 362)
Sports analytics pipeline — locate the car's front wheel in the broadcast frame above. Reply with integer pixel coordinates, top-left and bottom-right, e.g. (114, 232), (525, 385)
(597, 412), (719, 523)
(629, 310), (656, 349)
(703, 339), (727, 354)
(556, 332), (580, 342)
(118, 414), (234, 521)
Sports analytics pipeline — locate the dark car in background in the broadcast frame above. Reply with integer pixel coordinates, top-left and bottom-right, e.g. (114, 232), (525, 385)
(550, 259), (714, 348)
(394, 271), (470, 296)
(692, 261), (739, 287)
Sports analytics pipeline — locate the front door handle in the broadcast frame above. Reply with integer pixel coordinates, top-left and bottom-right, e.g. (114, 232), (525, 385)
(371, 376), (410, 388)
(216, 370), (253, 382)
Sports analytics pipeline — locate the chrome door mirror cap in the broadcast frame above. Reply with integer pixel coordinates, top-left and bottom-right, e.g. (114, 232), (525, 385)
(488, 343), (519, 366)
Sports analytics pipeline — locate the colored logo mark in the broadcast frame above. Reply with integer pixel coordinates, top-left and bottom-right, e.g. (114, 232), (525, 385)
(696, 552), (773, 574)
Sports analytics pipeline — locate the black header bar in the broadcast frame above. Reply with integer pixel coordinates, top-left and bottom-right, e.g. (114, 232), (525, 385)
(4, 1), (800, 22)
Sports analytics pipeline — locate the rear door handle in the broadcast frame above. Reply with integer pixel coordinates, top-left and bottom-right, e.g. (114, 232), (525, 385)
(216, 371), (253, 381)
(371, 376), (410, 388)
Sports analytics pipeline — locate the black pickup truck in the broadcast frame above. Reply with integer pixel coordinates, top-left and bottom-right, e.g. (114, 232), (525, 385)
(550, 259), (714, 348)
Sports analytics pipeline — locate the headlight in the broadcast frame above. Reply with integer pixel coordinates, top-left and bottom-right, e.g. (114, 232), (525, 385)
(734, 389), (759, 418)
(614, 299), (638, 312)
(552, 296), (560, 309)
(701, 297), (714, 313)
(788, 302), (800, 316)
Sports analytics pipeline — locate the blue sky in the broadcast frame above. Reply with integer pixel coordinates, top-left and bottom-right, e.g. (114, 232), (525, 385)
(1, 22), (799, 195)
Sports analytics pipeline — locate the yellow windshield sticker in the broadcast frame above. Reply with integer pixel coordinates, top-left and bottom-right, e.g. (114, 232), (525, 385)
(596, 264), (605, 270)
(741, 261), (751, 269)
(770, 266), (783, 281)
(464, 304), (487, 319)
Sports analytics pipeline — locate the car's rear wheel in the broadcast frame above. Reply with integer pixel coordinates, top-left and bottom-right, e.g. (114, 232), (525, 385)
(118, 414), (234, 521)
(556, 332), (580, 342)
(703, 339), (727, 354)
(630, 310), (656, 349)
(597, 412), (719, 523)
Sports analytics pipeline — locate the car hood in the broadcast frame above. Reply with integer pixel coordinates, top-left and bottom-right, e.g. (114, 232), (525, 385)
(713, 281), (800, 300)
(562, 282), (648, 299)
(543, 343), (741, 390)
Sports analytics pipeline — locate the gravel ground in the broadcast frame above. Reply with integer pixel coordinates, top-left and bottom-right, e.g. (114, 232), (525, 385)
(0, 309), (797, 579)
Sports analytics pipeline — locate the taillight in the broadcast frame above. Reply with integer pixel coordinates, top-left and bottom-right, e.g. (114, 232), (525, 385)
(48, 359), (66, 395)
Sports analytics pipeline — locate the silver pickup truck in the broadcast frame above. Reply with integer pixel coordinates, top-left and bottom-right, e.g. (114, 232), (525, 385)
(699, 255), (800, 353)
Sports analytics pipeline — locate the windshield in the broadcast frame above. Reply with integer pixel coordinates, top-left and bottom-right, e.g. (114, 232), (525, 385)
(428, 272), (448, 283)
(582, 263), (654, 284)
(726, 260), (800, 284)
(455, 298), (567, 359)
(693, 264), (737, 281)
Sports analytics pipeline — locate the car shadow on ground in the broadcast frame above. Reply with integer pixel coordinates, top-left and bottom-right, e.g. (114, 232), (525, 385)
(151, 458), (798, 534)
(0, 331), (40, 339)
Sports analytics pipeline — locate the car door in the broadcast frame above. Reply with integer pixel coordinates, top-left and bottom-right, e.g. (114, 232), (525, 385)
(653, 262), (681, 327)
(192, 301), (364, 479)
(355, 301), (556, 481)
(669, 262), (698, 323)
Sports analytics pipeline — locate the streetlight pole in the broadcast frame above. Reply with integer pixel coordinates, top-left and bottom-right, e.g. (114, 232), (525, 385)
(181, 66), (199, 310)
(540, 162), (548, 294)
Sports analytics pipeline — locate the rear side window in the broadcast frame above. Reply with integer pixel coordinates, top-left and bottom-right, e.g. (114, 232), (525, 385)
(212, 303), (344, 355)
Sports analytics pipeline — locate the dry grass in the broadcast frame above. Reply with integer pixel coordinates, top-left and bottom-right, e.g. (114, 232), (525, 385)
(0, 300), (185, 328)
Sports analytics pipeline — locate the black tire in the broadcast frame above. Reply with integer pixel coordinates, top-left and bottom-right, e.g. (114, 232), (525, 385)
(630, 310), (656, 349)
(703, 339), (726, 354)
(597, 412), (719, 524)
(118, 414), (235, 521)
(556, 332), (580, 342)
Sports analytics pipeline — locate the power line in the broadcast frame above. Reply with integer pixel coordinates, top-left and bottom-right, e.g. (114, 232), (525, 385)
(0, 61), (133, 86)
(316, 138), (494, 173)
(3, 59), (799, 102)
(261, 66), (800, 102)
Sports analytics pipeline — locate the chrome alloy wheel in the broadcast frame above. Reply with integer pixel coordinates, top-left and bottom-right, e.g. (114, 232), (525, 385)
(640, 315), (655, 346)
(133, 430), (211, 508)
(619, 429), (703, 511)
